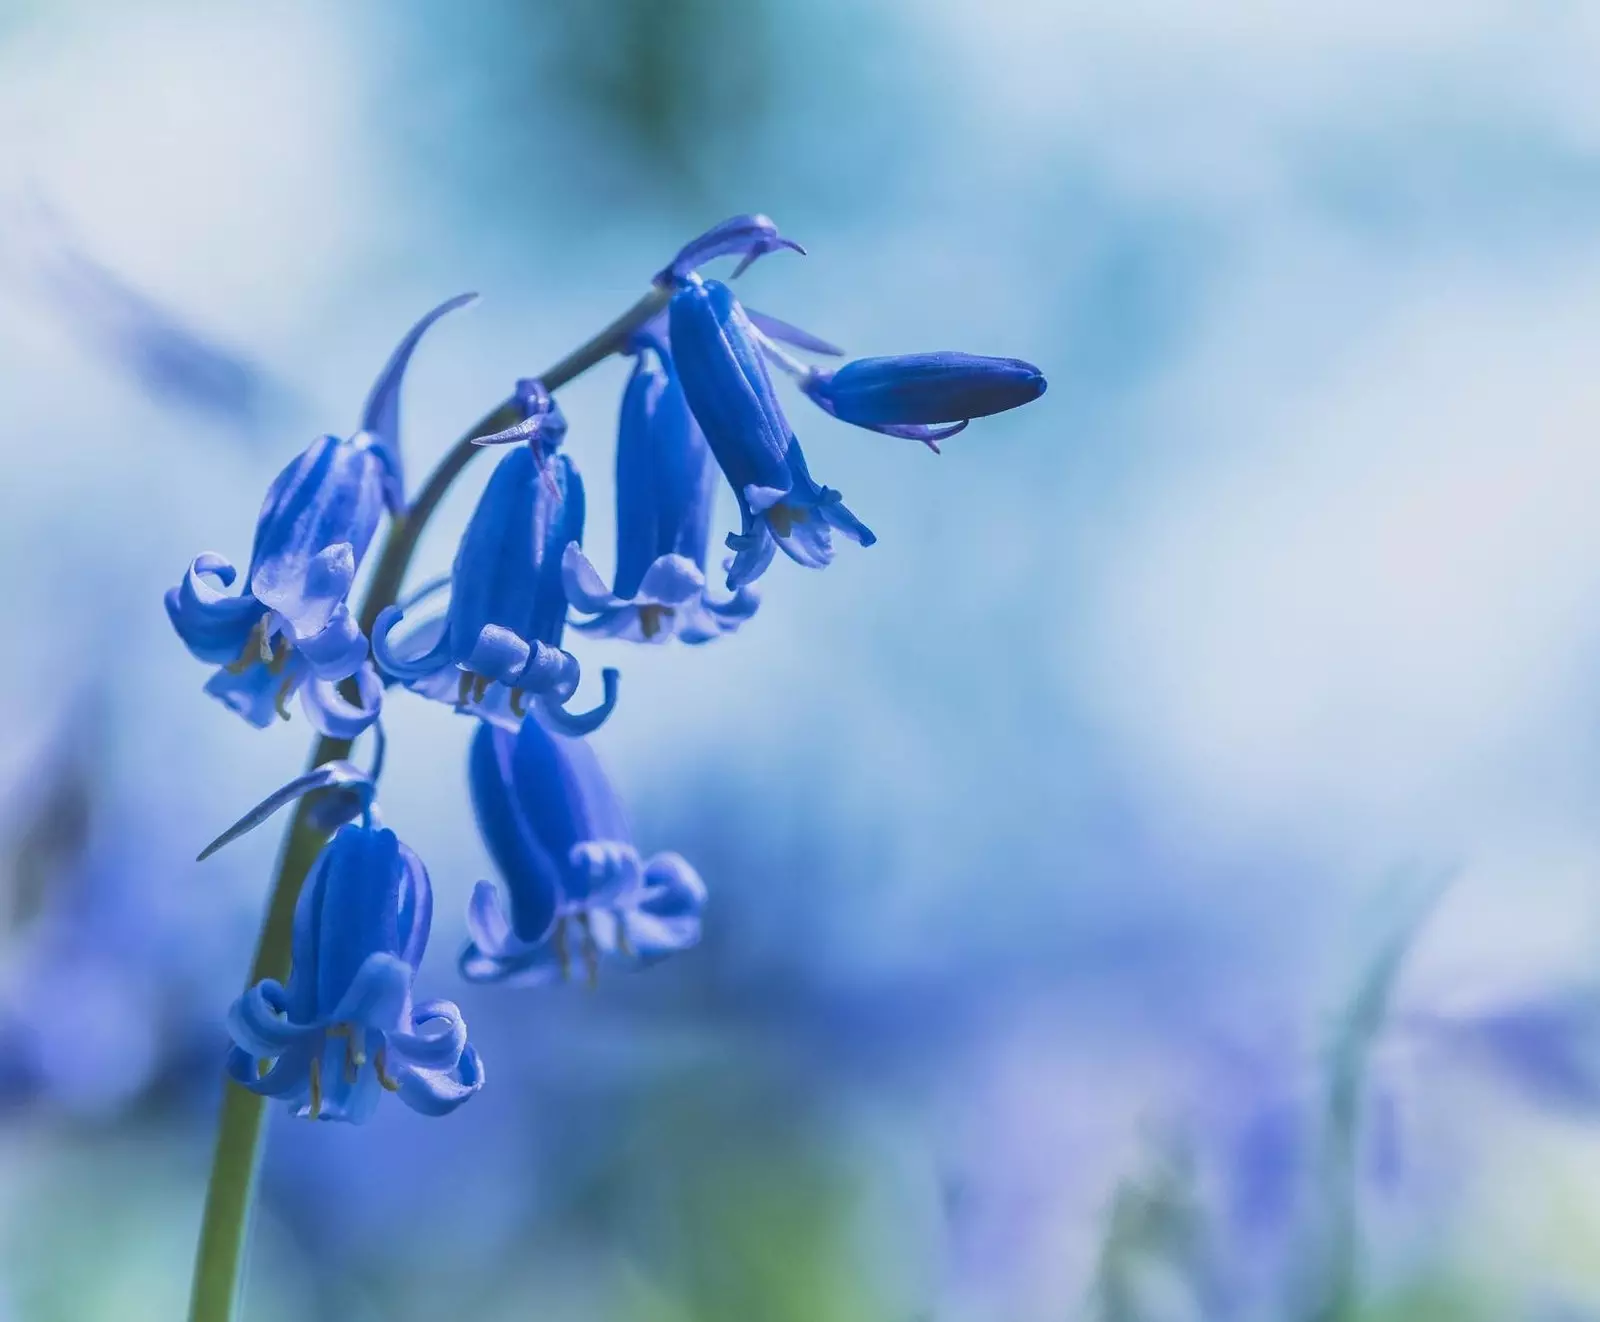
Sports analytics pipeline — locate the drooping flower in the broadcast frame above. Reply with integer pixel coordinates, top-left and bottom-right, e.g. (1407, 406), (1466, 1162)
(204, 765), (483, 1122)
(561, 334), (758, 643)
(799, 351), (1047, 452)
(164, 294), (474, 734)
(460, 717), (706, 986)
(670, 274), (875, 589)
(373, 414), (618, 734)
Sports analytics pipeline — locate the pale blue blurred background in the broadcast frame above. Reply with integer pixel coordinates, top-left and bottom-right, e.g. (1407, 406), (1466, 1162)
(2, 2), (1600, 1319)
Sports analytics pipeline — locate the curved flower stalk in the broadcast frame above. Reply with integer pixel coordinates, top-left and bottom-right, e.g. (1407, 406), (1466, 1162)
(797, 351), (1047, 452)
(670, 274), (875, 590)
(373, 435), (619, 734)
(164, 295), (475, 733)
(460, 717), (706, 986)
(201, 765), (483, 1122)
(562, 335), (759, 643)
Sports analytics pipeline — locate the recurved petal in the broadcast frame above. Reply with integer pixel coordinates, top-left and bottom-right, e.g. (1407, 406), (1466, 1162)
(165, 553), (267, 664)
(566, 840), (644, 905)
(389, 999), (470, 1072)
(226, 1042), (314, 1100)
(293, 601), (370, 679)
(358, 292), (478, 510)
(562, 543), (623, 615)
(393, 1043), (484, 1117)
(227, 978), (311, 1055)
(463, 879), (522, 955)
(196, 760), (374, 861)
(300, 661), (383, 739)
(538, 667), (619, 737)
(371, 604), (453, 682)
(724, 518), (777, 591)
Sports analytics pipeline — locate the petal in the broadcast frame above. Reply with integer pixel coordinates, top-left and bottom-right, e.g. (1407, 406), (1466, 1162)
(393, 1043), (484, 1117)
(724, 517), (777, 591)
(678, 584), (760, 644)
(326, 951), (414, 1035)
(227, 979), (312, 1055)
(165, 553), (268, 664)
(566, 840), (644, 905)
(371, 603), (453, 682)
(292, 602), (370, 679)
(248, 435), (386, 640)
(202, 657), (305, 730)
(538, 667), (620, 737)
(670, 281), (796, 504)
(300, 662), (383, 740)
(358, 292), (479, 510)
(463, 878), (522, 955)
(467, 728), (562, 943)
(562, 542), (622, 615)
(389, 998), (470, 1072)
(640, 851), (709, 917)
(464, 624), (532, 686)
(634, 554), (705, 605)
(226, 1041), (314, 1100)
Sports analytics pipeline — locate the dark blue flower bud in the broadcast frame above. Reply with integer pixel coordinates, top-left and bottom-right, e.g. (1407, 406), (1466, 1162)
(803, 352), (1046, 452)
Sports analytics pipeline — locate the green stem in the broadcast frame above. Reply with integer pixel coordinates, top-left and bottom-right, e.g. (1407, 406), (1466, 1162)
(186, 281), (671, 1322)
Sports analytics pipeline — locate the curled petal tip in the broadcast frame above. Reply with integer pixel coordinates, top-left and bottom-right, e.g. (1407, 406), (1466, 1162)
(660, 214), (806, 283)
(537, 667), (620, 737)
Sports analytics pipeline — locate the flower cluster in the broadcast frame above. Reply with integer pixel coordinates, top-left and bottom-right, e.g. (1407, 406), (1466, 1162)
(171, 216), (1045, 1122)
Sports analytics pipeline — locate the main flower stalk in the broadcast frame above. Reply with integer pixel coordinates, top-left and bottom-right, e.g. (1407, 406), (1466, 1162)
(187, 283), (670, 1322)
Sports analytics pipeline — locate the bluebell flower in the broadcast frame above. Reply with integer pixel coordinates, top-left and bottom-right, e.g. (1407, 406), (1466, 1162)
(800, 351), (1046, 452)
(373, 425), (619, 734)
(562, 336), (758, 643)
(204, 765), (483, 1122)
(460, 717), (706, 986)
(670, 276), (875, 589)
(164, 295), (474, 734)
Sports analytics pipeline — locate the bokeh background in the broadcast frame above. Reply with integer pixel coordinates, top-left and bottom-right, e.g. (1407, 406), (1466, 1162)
(1, 1), (1599, 1319)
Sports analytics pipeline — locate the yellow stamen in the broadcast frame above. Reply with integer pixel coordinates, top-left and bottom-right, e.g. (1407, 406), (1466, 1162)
(638, 604), (674, 639)
(509, 688), (528, 718)
(456, 670), (473, 708)
(224, 620), (266, 674)
(471, 673), (490, 705)
(274, 673), (295, 721)
(307, 1055), (323, 1119)
(554, 916), (572, 983)
(577, 911), (599, 988)
(258, 623), (275, 665)
(375, 1046), (400, 1092)
(767, 503), (808, 537)
(257, 1056), (272, 1079)
(266, 636), (291, 675)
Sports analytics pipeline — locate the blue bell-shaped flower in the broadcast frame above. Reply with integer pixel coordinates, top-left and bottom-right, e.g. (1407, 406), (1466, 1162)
(460, 718), (706, 986)
(562, 335), (758, 643)
(165, 295), (474, 734)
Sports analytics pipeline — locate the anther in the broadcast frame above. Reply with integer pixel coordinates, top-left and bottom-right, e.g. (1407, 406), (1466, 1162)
(471, 673), (490, 705)
(375, 1046), (400, 1092)
(554, 916), (572, 982)
(274, 673), (295, 721)
(638, 604), (674, 640)
(225, 620), (266, 675)
(509, 688), (528, 718)
(577, 911), (600, 988)
(456, 671), (473, 708)
(308, 1055), (323, 1119)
